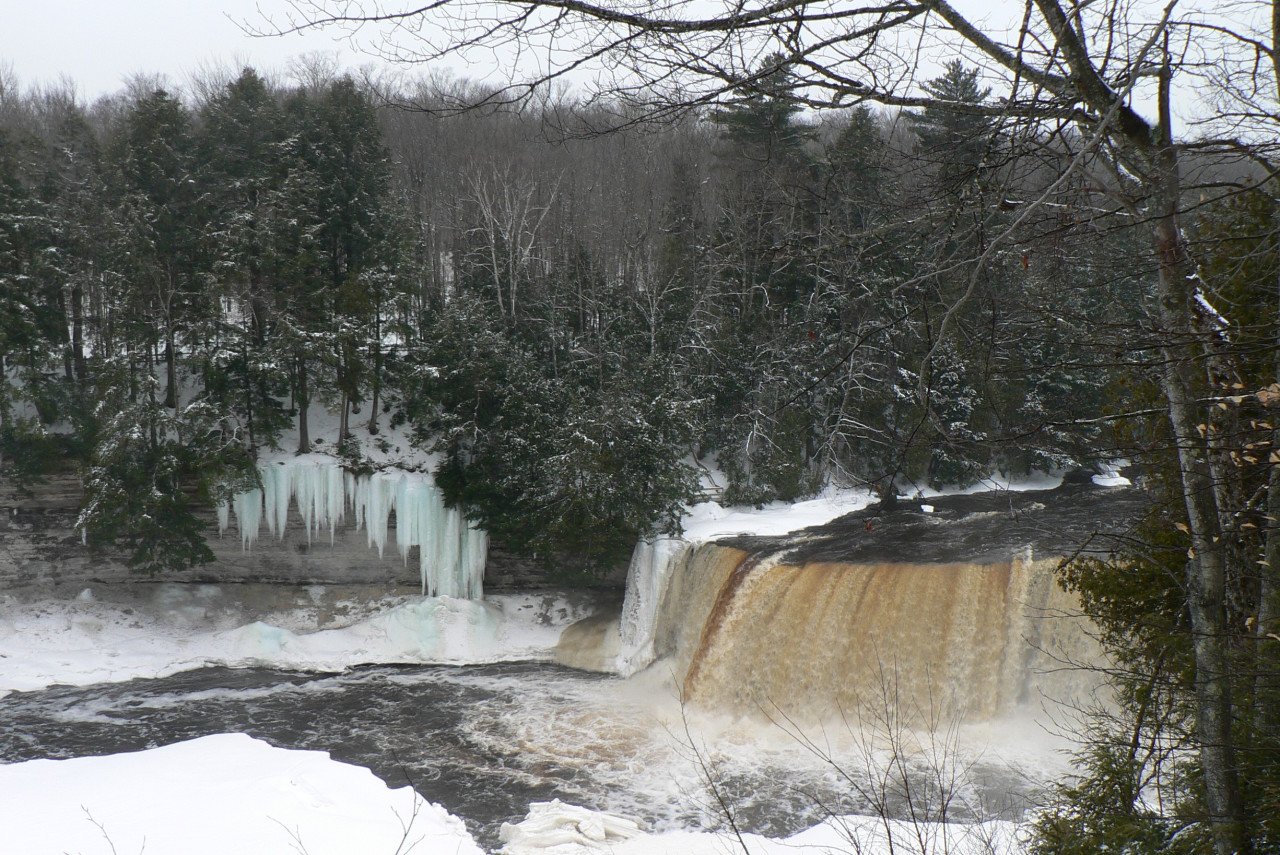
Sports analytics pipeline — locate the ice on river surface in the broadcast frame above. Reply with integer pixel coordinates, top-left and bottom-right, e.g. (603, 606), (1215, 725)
(220, 456), (487, 597)
(0, 585), (596, 696)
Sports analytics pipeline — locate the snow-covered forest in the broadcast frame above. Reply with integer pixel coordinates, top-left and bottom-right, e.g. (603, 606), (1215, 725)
(0, 59), (1228, 574)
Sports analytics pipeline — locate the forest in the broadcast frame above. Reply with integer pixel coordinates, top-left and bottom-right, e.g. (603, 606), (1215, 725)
(3, 0), (1280, 845)
(1, 59), (1181, 574)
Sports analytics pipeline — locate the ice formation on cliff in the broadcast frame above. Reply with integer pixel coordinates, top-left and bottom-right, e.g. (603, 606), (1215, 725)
(616, 537), (690, 676)
(220, 457), (486, 598)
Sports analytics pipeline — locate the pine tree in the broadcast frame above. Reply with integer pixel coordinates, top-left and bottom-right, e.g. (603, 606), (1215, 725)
(283, 77), (397, 450)
(198, 68), (294, 452)
(0, 123), (64, 487)
(77, 368), (255, 575)
(711, 52), (816, 167)
(905, 60), (995, 203)
(107, 87), (205, 411)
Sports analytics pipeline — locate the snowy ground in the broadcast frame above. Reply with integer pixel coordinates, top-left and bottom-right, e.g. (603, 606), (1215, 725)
(0, 469), (1098, 854)
(680, 461), (1128, 541)
(0, 733), (484, 855)
(500, 800), (1024, 855)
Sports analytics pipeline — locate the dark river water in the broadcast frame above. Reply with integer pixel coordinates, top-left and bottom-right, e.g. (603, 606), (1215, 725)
(0, 662), (1041, 850)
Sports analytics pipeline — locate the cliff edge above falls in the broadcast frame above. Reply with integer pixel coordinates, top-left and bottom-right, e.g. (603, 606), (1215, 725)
(719, 479), (1149, 567)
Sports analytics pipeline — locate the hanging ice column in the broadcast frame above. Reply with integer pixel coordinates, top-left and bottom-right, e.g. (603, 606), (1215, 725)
(616, 537), (692, 676)
(219, 456), (487, 598)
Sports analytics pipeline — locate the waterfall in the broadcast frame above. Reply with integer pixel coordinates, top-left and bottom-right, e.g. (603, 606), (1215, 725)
(617, 541), (1104, 721)
(219, 457), (487, 598)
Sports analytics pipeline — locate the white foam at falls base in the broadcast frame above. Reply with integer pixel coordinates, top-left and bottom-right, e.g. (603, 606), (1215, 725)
(617, 538), (691, 676)
(0, 589), (596, 696)
(219, 457), (486, 597)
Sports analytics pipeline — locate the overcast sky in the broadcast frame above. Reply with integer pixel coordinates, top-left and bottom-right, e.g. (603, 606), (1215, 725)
(4, 0), (1042, 103)
(5, 1), (396, 100)
(4, 0), (1203, 130)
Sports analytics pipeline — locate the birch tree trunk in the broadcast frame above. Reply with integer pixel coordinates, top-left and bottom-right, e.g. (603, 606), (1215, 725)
(1152, 190), (1244, 855)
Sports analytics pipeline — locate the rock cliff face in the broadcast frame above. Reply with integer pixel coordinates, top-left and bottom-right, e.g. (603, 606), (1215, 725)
(0, 472), (551, 589)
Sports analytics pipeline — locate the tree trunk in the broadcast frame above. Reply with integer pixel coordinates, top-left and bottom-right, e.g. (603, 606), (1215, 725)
(1150, 152), (1245, 855)
(242, 336), (257, 453)
(1255, 0), (1280, 745)
(70, 282), (87, 382)
(1256, 217), (1280, 737)
(368, 311), (382, 436)
(297, 354), (311, 454)
(339, 389), (350, 446)
(164, 336), (177, 409)
(250, 294), (272, 424)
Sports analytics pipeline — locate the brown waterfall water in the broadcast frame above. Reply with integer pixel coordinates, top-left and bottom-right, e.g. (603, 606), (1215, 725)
(648, 544), (1105, 722)
(557, 485), (1139, 724)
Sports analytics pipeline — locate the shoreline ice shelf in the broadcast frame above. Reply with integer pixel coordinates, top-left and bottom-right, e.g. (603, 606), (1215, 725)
(219, 456), (487, 598)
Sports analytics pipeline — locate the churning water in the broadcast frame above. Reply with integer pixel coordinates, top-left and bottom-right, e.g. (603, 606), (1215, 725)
(0, 661), (1049, 849)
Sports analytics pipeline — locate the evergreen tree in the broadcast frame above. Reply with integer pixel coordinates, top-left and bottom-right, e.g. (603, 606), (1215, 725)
(710, 52), (816, 167)
(283, 76), (397, 450)
(198, 68), (294, 452)
(413, 286), (700, 578)
(78, 367), (256, 575)
(905, 60), (995, 202)
(0, 123), (64, 486)
(825, 105), (890, 234)
(107, 87), (204, 410)
(704, 53), (827, 502)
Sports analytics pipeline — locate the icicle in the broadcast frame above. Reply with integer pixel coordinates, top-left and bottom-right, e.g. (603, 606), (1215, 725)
(436, 501), (463, 597)
(466, 527), (488, 599)
(261, 466), (278, 538)
(617, 538), (692, 676)
(294, 460), (315, 543)
(338, 470), (355, 543)
(269, 462), (291, 539)
(348, 472), (366, 533)
(395, 475), (414, 565)
(309, 460), (341, 543)
(232, 488), (263, 550)
(217, 503), (230, 537)
(364, 472), (395, 558)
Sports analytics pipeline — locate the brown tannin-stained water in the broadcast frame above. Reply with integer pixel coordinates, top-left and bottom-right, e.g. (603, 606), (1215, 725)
(676, 551), (1103, 721)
